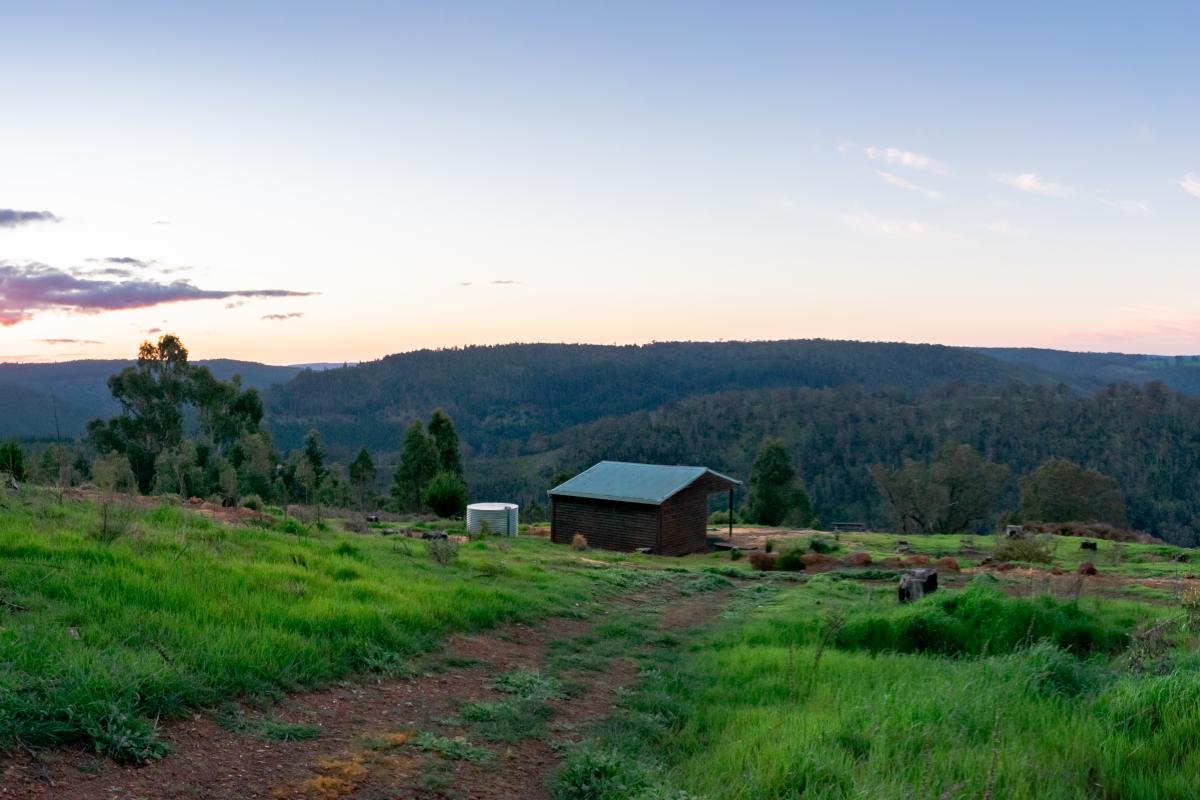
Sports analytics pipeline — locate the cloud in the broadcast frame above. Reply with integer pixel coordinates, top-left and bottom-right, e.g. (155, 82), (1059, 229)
(36, 338), (103, 345)
(994, 172), (1074, 198)
(261, 312), (304, 321)
(1181, 173), (1200, 201)
(840, 211), (930, 239)
(0, 261), (313, 326)
(865, 146), (950, 175)
(491, 279), (521, 285)
(144, 327), (163, 334)
(984, 220), (1030, 238)
(1097, 196), (1150, 213)
(875, 170), (944, 200)
(0, 209), (59, 229)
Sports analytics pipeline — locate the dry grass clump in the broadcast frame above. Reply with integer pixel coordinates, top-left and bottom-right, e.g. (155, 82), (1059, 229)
(801, 552), (838, 572)
(571, 532), (588, 551)
(1077, 561), (1099, 576)
(748, 552), (777, 571)
(934, 556), (960, 572)
(843, 551), (872, 567)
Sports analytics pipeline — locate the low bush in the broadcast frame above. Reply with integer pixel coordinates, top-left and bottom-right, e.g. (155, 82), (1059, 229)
(241, 494), (263, 511)
(808, 537), (839, 554)
(934, 556), (960, 571)
(572, 533), (588, 551)
(1078, 561), (1099, 575)
(775, 549), (806, 571)
(729, 548), (743, 561)
(426, 538), (460, 566)
(994, 537), (1052, 564)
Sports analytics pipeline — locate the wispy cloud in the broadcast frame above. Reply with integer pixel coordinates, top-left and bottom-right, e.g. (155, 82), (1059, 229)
(491, 279), (521, 285)
(841, 211), (930, 239)
(0, 261), (314, 326)
(1097, 195), (1150, 213)
(875, 170), (944, 200)
(0, 209), (59, 229)
(1181, 173), (1200, 201)
(36, 338), (104, 345)
(984, 220), (1030, 238)
(261, 312), (304, 321)
(865, 146), (950, 175)
(994, 172), (1074, 198)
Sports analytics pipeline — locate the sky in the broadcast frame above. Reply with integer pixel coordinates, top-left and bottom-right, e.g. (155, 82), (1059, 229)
(2, 1), (1199, 364)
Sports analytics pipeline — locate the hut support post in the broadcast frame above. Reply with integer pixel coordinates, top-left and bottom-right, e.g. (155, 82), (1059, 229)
(728, 488), (733, 541)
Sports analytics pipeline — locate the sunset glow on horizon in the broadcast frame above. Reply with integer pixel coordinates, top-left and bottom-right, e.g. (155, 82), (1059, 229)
(3, 2), (1199, 364)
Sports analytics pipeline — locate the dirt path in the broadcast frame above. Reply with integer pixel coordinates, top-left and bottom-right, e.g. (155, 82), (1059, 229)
(2, 580), (730, 800)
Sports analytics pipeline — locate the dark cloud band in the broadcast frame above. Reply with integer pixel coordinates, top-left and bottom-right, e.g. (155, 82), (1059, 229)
(0, 261), (313, 326)
(0, 209), (59, 229)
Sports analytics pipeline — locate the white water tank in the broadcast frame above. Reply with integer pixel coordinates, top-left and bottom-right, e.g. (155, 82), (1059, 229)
(466, 502), (519, 536)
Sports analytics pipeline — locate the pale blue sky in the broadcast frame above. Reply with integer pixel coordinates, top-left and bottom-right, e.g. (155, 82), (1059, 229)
(2, 1), (1198, 362)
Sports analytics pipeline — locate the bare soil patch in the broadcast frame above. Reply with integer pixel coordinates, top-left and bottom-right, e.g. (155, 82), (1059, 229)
(2, 582), (728, 800)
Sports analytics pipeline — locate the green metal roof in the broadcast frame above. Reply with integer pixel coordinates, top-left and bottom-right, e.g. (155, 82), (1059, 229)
(549, 461), (740, 505)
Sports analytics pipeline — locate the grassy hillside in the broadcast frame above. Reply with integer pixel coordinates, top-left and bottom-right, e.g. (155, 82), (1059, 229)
(0, 488), (616, 760)
(2, 491), (1198, 797)
(552, 533), (1200, 800)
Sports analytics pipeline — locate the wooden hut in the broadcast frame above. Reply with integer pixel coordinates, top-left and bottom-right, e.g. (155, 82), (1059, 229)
(549, 461), (740, 556)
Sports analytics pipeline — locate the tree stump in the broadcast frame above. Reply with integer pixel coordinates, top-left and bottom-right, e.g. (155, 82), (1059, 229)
(898, 568), (938, 603)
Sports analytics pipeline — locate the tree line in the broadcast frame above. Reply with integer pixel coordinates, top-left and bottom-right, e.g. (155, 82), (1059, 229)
(0, 336), (469, 518)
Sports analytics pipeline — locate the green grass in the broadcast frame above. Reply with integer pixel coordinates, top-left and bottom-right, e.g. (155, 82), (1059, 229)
(557, 574), (1199, 800)
(216, 705), (321, 742)
(0, 488), (617, 760)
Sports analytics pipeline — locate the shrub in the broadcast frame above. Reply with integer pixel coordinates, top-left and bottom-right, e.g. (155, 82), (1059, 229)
(422, 471), (467, 518)
(994, 537), (1052, 564)
(572, 533), (588, 551)
(426, 537), (460, 566)
(748, 552), (776, 571)
(904, 554), (930, 566)
(730, 548), (744, 561)
(241, 494), (263, 511)
(277, 517), (307, 536)
(775, 549), (807, 571)
(1078, 561), (1098, 575)
(764, 540), (774, 553)
(808, 537), (839, 554)
(844, 551), (872, 567)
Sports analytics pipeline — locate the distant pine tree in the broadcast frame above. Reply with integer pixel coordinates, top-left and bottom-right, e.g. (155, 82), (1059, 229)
(392, 421), (438, 512)
(427, 409), (464, 478)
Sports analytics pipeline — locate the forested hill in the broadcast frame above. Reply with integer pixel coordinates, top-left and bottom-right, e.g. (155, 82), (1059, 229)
(488, 382), (1200, 546)
(265, 340), (1058, 453)
(977, 348), (1200, 394)
(0, 359), (302, 439)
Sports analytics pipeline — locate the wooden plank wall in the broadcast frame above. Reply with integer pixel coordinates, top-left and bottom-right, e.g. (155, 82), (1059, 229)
(551, 496), (660, 552)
